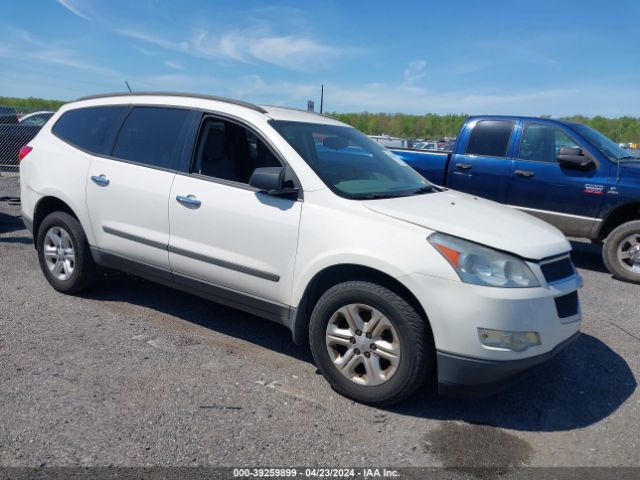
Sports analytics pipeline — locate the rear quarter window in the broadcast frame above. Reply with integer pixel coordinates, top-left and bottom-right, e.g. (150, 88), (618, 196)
(52, 106), (127, 155)
(465, 120), (515, 157)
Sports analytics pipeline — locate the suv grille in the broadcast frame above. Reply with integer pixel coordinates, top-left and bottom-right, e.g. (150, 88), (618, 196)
(541, 257), (575, 283)
(555, 291), (579, 319)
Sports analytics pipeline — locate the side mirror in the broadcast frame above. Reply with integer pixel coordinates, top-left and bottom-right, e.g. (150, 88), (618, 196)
(557, 147), (594, 168)
(249, 166), (298, 197)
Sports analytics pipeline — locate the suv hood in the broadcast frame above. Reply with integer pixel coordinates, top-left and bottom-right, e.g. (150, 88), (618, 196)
(364, 190), (570, 260)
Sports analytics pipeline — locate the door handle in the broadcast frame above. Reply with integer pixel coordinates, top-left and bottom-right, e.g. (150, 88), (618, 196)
(514, 170), (535, 177)
(455, 163), (473, 170)
(90, 174), (110, 187)
(176, 195), (202, 208)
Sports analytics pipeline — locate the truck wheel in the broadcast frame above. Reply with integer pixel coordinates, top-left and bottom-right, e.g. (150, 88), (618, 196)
(309, 280), (433, 406)
(602, 220), (640, 284)
(37, 211), (97, 294)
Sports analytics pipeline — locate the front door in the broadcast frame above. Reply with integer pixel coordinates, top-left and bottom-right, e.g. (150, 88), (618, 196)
(507, 122), (606, 237)
(168, 115), (302, 316)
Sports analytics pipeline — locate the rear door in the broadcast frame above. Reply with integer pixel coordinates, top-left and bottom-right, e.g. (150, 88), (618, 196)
(86, 106), (194, 274)
(446, 119), (515, 203)
(507, 121), (606, 237)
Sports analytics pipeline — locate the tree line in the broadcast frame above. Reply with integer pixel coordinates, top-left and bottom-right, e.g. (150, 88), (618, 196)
(2, 96), (639, 142)
(329, 112), (640, 143)
(0, 96), (66, 114)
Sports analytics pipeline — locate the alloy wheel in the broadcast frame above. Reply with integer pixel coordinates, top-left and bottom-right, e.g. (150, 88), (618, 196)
(325, 303), (401, 386)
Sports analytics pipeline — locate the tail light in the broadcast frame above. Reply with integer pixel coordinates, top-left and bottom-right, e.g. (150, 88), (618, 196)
(18, 145), (33, 162)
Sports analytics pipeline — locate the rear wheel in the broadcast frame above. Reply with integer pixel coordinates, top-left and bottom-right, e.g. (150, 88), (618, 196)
(309, 280), (432, 405)
(37, 211), (97, 293)
(603, 220), (640, 284)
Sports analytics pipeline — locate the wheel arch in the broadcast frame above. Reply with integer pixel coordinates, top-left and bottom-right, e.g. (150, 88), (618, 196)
(596, 202), (640, 240)
(290, 263), (433, 346)
(32, 196), (80, 248)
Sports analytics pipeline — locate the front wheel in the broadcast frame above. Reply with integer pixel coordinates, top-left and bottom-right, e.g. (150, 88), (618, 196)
(309, 281), (433, 406)
(602, 220), (640, 284)
(37, 211), (97, 294)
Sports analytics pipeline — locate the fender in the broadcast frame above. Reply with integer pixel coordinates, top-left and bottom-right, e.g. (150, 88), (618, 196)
(33, 187), (96, 245)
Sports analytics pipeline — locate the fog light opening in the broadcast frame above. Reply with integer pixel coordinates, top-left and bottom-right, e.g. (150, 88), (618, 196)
(477, 328), (541, 352)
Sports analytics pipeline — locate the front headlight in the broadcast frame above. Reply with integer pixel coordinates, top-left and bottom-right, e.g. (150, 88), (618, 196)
(428, 232), (540, 288)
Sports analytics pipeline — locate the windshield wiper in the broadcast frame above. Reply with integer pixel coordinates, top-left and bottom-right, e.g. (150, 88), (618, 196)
(410, 186), (435, 195)
(360, 193), (404, 200)
(358, 186), (435, 200)
(618, 155), (640, 162)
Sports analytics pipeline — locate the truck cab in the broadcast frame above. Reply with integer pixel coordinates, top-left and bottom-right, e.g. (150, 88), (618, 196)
(393, 115), (640, 283)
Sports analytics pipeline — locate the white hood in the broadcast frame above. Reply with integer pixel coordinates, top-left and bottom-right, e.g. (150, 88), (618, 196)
(364, 190), (570, 260)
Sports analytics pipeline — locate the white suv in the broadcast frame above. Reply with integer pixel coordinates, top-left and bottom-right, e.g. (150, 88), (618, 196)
(19, 93), (582, 404)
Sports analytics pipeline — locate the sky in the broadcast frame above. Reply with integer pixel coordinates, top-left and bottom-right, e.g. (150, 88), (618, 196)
(0, 0), (639, 116)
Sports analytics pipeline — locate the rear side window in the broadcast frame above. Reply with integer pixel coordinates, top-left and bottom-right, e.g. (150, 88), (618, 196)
(112, 107), (191, 169)
(465, 120), (514, 157)
(52, 106), (126, 154)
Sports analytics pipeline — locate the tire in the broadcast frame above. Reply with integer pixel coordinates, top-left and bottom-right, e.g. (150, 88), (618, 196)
(36, 211), (97, 294)
(309, 280), (433, 406)
(602, 220), (640, 284)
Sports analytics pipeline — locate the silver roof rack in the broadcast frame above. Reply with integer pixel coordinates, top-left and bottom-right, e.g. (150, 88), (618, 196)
(74, 91), (267, 113)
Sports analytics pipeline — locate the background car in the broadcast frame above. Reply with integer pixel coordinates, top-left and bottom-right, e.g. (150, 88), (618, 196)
(19, 111), (54, 127)
(1, 107), (53, 171)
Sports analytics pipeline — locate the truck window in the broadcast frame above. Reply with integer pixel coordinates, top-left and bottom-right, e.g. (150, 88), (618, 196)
(465, 120), (514, 157)
(519, 123), (580, 163)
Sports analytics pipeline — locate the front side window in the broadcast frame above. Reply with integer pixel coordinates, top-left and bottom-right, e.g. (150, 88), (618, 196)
(52, 106), (126, 155)
(191, 116), (282, 184)
(270, 121), (432, 199)
(112, 107), (191, 169)
(519, 123), (581, 163)
(465, 120), (514, 157)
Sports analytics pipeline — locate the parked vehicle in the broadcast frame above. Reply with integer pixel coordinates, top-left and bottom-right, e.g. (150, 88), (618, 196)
(392, 116), (640, 284)
(20, 94), (581, 404)
(19, 111), (54, 127)
(0, 106), (46, 171)
(0, 106), (19, 124)
(369, 134), (409, 149)
(413, 141), (438, 151)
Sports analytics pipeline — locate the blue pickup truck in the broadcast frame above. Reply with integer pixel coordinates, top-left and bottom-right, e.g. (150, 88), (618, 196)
(391, 116), (640, 283)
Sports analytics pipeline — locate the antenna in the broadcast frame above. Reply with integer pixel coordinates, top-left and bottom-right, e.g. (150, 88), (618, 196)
(125, 81), (132, 93)
(616, 109), (622, 183)
(320, 84), (324, 114)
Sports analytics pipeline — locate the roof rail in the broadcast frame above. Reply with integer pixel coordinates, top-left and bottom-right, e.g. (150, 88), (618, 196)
(74, 91), (268, 113)
(260, 103), (329, 118)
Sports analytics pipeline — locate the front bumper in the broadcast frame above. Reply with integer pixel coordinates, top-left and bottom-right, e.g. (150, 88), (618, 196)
(437, 331), (580, 397)
(399, 271), (582, 396)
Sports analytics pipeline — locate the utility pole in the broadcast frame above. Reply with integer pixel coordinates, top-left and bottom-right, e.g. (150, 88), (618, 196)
(320, 84), (324, 114)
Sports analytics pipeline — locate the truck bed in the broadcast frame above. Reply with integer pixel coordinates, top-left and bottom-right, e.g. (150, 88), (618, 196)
(390, 148), (450, 186)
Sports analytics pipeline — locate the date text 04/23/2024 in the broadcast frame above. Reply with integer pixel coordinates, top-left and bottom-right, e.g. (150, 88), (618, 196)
(233, 468), (400, 478)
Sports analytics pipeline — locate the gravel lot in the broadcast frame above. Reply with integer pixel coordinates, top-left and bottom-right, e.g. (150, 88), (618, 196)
(1, 173), (638, 469)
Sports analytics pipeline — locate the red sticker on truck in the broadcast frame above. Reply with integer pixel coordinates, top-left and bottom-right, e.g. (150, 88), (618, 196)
(584, 184), (604, 195)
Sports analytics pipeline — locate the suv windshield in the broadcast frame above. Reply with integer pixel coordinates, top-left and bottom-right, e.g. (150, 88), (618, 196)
(572, 124), (639, 163)
(270, 120), (433, 199)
